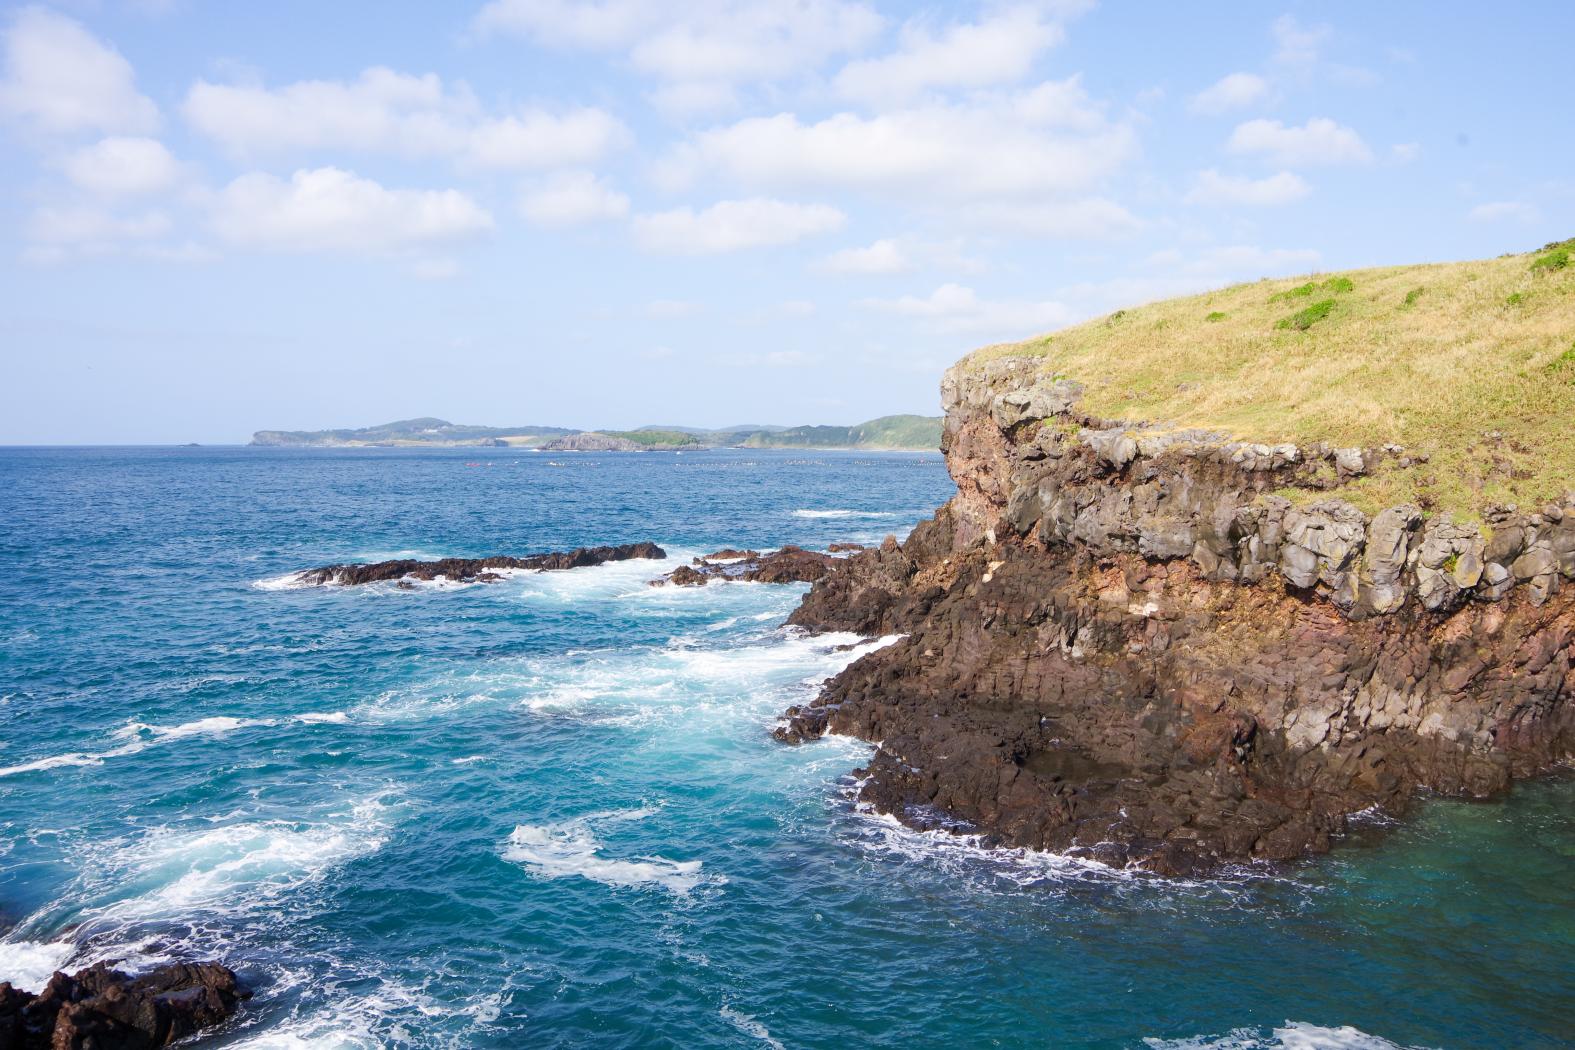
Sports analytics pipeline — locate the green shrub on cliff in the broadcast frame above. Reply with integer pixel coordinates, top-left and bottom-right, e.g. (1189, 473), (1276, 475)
(1531, 247), (1569, 273)
(966, 242), (1575, 515)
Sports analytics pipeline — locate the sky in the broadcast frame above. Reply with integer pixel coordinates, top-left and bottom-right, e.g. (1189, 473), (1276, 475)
(0, 1), (1571, 444)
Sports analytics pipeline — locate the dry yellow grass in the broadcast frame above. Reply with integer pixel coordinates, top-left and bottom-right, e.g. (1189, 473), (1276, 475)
(967, 243), (1575, 516)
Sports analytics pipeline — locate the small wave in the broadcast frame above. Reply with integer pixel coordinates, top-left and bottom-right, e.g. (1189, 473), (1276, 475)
(502, 808), (713, 894)
(0, 938), (76, 993)
(1145, 1022), (1431, 1049)
(0, 712), (352, 779)
(791, 509), (896, 519)
(252, 571), (312, 591)
(720, 1006), (787, 1050)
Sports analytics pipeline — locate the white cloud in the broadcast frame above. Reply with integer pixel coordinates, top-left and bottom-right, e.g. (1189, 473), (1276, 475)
(1188, 72), (1269, 115)
(863, 282), (1075, 339)
(0, 7), (158, 134)
(184, 67), (627, 170)
(1272, 15), (1330, 68)
(1185, 169), (1310, 207)
(632, 197), (845, 254)
(519, 171), (630, 227)
(1468, 201), (1541, 224)
(660, 81), (1134, 202)
(1227, 117), (1371, 167)
(62, 136), (178, 196)
(820, 238), (912, 274)
(474, 0), (884, 85)
(1390, 142), (1421, 164)
(207, 167), (494, 255)
(834, 6), (1064, 105)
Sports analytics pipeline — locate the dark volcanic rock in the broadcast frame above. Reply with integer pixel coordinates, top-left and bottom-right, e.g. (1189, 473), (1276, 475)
(296, 542), (666, 587)
(650, 546), (839, 587)
(0, 961), (246, 1049)
(774, 359), (1575, 876)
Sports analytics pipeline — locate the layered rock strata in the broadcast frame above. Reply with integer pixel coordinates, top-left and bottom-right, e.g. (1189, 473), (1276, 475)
(296, 542), (666, 586)
(778, 357), (1575, 875)
(0, 961), (246, 1048)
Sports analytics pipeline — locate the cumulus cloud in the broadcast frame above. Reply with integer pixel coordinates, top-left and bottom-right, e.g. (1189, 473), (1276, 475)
(0, 7), (158, 134)
(1188, 72), (1269, 115)
(660, 80), (1134, 202)
(1226, 117), (1371, 166)
(27, 205), (170, 246)
(519, 171), (630, 226)
(834, 6), (1064, 105)
(62, 136), (179, 196)
(632, 197), (845, 254)
(1468, 201), (1540, 224)
(206, 167), (494, 254)
(820, 238), (912, 274)
(183, 67), (627, 169)
(473, 0), (884, 106)
(862, 282), (1074, 338)
(1185, 169), (1310, 207)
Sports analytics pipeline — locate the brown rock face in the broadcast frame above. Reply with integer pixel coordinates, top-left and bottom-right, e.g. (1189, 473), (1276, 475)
(776, 361), (1575, 875)
(0, 961), (246, 1049)
(296, 542), (666, 586)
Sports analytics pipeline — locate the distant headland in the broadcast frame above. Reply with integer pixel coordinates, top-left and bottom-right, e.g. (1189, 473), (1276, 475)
(249, 415), (942, 451)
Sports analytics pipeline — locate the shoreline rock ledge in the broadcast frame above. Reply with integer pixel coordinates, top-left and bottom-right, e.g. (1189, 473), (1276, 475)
(0, 961), (246, 1048)
(776, 357), (1574, 876)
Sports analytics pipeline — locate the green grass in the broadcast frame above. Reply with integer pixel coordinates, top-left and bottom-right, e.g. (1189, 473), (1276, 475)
(1506, 292), (1528, 307)
(1205, 311), (1228, 322)
(1532, 248), (1569, 273)
(964, 244), (1575, 515)
(1276, 299), (1337, 330)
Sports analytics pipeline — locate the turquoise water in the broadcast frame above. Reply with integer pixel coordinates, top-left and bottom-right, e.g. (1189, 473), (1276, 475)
(0, 447), (1570, 1050)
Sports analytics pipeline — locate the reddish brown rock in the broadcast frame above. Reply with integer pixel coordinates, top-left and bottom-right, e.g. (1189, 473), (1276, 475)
(0, 961), (245, 1049)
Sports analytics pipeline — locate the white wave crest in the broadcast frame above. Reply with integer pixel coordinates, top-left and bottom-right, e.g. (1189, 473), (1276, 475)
(720, 1006), (787, 1050)
(502, 808), (713, 894)
(791, 509), (896, 519)
(0, 938), (76, 992)
(1145, 1022), (1432, 1049)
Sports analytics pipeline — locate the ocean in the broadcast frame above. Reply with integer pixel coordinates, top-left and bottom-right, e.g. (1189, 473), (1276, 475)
(0, 446), (1570, 1049)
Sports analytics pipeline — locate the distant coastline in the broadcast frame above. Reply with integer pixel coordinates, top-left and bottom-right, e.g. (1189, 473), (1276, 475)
(250, 414), (942, 451)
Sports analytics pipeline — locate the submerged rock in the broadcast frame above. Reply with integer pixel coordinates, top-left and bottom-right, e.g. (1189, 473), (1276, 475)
(0, 960), (246, 1048)
(296, 542), (666, 586)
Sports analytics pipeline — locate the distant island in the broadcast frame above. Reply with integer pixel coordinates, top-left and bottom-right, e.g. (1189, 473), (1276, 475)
(250, 414), (942, 451)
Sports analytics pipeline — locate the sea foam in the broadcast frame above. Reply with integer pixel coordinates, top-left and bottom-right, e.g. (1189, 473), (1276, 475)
(502, 807), (713, 894)
(1144, 1022), (1431, 1049)
(0, 938), (76, 993)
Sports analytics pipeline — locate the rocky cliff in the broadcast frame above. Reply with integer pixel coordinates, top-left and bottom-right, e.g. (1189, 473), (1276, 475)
(778, 354), (1575, 875)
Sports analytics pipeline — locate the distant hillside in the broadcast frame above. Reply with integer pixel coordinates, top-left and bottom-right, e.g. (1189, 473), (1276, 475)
(251, 417), (574, 448)
(741, 414), (942, 449)
(251, 414), (942, 450)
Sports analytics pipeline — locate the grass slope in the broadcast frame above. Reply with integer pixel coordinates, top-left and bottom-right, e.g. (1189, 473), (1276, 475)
(970, 241), (1575, 515)
(741, 414), (942, 449)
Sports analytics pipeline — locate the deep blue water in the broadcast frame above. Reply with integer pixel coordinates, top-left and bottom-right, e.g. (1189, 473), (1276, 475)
(0, 446), (1570, 1050)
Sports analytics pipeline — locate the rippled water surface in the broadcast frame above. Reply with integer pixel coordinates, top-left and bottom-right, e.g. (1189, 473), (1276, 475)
(0, 447), (1570, 1049)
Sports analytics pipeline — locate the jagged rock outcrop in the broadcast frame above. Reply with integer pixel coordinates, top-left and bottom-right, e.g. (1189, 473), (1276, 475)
(295, 542), (666, 586)
(778, 357), (1575, 875)
(649, 547), (841, 587)
(0, 961), (246, 1048)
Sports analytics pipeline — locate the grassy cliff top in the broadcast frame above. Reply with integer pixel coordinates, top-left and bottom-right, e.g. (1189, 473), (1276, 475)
(970, 241), (1575, 514)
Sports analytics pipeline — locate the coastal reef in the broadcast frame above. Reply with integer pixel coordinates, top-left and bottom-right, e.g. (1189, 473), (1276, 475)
(649, 546), (850, 587)
(0, 961), (245, 1049)
(296, 542), (666, 586)
(779, 250), (1575, 875)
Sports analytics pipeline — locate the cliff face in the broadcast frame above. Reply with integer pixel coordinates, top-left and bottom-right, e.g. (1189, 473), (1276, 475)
(779, 357), (1575, 875)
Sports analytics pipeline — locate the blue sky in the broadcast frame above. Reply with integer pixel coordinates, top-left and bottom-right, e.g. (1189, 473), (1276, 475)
(1, 1), (1570, 443)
